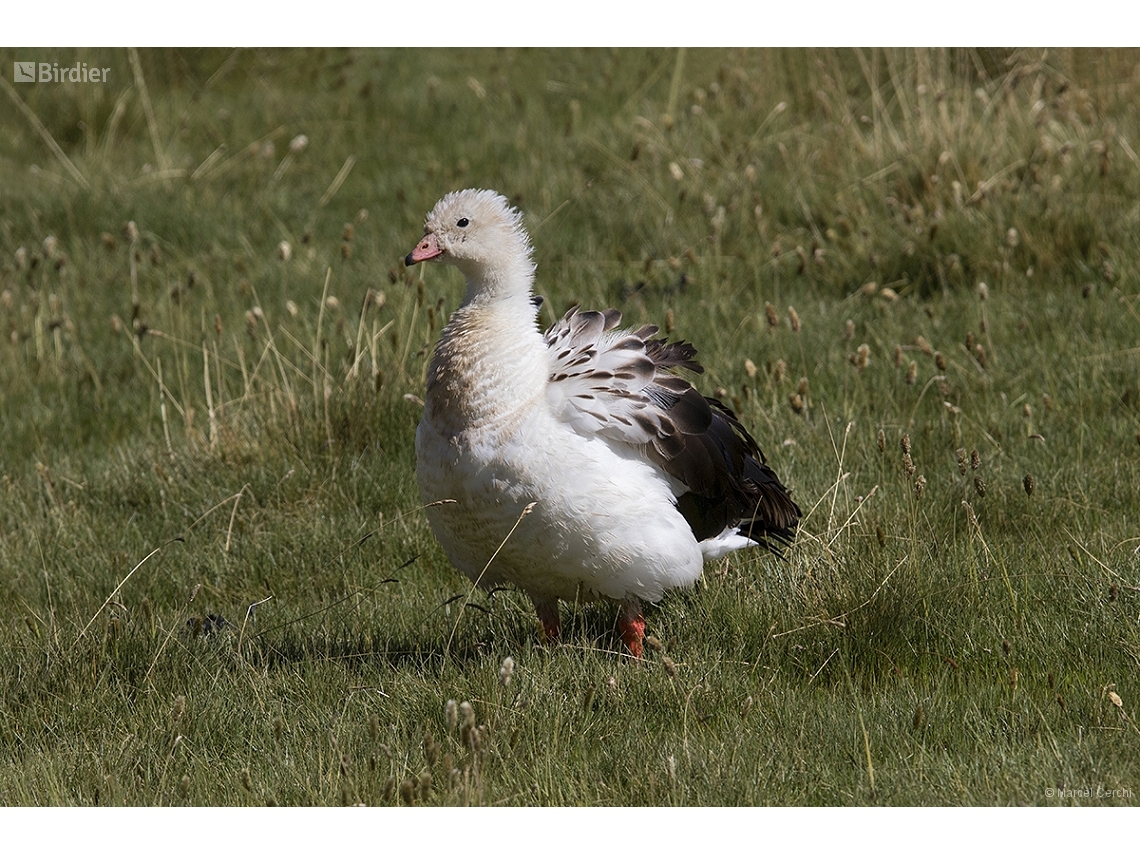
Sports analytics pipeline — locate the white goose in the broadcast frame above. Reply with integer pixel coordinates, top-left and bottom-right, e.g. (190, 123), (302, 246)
(406, 189), (800, 657)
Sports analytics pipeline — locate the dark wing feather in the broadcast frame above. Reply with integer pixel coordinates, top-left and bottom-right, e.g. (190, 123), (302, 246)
(544, 306), (801, 552)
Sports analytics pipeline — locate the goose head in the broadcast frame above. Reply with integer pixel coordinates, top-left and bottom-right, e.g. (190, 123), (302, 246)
(405, 189), (536, 302)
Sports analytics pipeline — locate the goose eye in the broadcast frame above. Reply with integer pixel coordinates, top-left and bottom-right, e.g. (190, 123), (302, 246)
(456, 217), (469, 228)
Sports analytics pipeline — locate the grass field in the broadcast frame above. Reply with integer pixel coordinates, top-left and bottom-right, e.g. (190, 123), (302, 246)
(1, 47), (1139, 807)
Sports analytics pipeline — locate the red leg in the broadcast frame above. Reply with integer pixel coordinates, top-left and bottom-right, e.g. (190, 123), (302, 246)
(531, 597), (560, 645)
(618, 600), (646, 658)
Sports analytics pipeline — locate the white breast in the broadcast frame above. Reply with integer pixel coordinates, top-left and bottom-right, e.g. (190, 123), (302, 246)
(416, 299), (703, 605)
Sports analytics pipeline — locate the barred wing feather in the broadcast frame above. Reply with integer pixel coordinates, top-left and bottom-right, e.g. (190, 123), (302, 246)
(544, 307), (800, 552)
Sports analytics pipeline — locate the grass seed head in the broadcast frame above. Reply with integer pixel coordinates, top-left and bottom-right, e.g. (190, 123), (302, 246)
(900, 433), (911, 455)
(662, 655), (677, 677)
(788, 306), (801, 332)
(877, 429), (886, 454)
(906, 361), (918, 384)
(444, 699), (458, 731)
(935, 351), (947, 370)
(903, 452), (916, 479)
(1023, 473), (1035, 496)
(962, 500), (978, 526)
(399, 778), (416, 805)
(893, 344), (903, 367)
(765, 302), (779, 329)
(914, 475), (926, 497)
(977, 281), (989, 301)
(844, 319), (855, 341)
(277, 241), (292, 261)
(772, 358), (786, 384)
(970, 448), (980, 470)
(974, 475), (987, 497)
(957, 448), (968, 475)
(916, 335), (933, 356)
(743, 358), (757, 379)
(498, 656), (515, 686)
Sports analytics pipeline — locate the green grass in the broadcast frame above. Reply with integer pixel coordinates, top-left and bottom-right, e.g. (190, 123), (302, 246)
(1, 47), (1139, 806)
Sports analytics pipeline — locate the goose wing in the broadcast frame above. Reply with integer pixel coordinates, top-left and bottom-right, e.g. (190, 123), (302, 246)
(543, 306), (800, 550)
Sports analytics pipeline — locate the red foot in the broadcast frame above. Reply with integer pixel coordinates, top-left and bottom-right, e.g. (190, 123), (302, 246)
(619, 605), (646, 658)
(533, 599), (560, 645)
